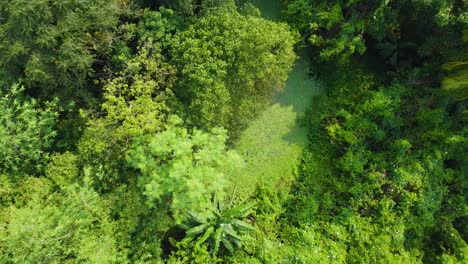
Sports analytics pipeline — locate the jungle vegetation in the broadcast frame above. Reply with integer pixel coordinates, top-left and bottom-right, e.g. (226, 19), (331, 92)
(0, 0), (466, 263)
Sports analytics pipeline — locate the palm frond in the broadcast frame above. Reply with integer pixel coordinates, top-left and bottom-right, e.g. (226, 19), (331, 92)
(186, 223), (208, 236)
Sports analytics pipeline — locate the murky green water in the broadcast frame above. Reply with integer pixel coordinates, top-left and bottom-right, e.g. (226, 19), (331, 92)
(249, 0), (282, 20)
(233, 0), (321, 198)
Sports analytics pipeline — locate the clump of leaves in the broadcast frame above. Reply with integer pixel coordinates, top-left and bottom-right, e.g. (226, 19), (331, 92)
(0, 84), (58, 176)
(170, 6), (297, 138)
(174, 198), (255, 257)
(127, 116), (244, 223)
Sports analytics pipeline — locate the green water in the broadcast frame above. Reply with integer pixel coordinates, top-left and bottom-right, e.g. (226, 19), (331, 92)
(233, 1), (321, 198)
(250, 0), (282, 20)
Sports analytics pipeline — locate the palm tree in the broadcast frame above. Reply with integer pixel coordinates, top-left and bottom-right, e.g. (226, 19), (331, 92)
(176, 198), (255, 256)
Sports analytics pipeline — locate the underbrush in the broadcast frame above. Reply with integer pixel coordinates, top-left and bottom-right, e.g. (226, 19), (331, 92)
(280, 61), (468, 263)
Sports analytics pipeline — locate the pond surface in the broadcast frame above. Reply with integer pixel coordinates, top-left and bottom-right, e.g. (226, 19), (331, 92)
(233, 0), (321, 197)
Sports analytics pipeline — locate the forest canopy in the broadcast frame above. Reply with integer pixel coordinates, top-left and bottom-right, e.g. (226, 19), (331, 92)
(0, 0), (466, 263)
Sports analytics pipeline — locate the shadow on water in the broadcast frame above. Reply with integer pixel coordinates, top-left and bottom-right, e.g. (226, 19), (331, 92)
(276, 54), (321, 112)
(249, 0), (282, 21)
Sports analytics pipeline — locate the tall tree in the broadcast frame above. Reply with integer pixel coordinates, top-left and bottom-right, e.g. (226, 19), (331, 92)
(170, 7), (297, 137)
(0, 0), (123, 99)
(0, 85), (58, 176)
(127, 116), (243, 224)
(284, 0), (467, 63)
(0, 179), (121, 263)
(77, 40), (175, 191)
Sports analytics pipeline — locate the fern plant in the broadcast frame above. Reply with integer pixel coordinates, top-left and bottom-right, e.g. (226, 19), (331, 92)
(175, 199), (255, 257)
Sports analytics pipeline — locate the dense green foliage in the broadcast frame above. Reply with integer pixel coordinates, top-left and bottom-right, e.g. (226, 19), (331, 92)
(0, 85), (58, 175)
(128, 116), (242, 223)
(170, 7), (296, 136)
(0, 0), (466, 263)
(284, 0), (467, 63)
(285, 64), (467, 262)
(1, 180), (121, 263)
(0, 0), (124, 98)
